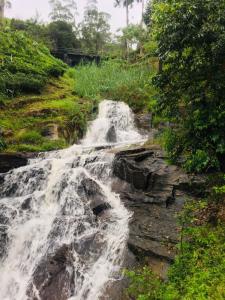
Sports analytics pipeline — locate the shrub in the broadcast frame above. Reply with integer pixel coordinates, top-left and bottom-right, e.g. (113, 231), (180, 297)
(152, 0), (225, 172)
(125, 267), (162, 300)
(0, 29), (66, 97)
(184, 150), (219, 173)
(0, 137), (6, 151)
(16, 130), (43, 144)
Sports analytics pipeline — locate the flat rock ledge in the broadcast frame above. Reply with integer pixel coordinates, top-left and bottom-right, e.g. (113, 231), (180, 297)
(0, 153), (37, 173)
(112, 146), (206, 279)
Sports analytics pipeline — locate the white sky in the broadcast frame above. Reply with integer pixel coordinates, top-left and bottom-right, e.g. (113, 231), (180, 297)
(6, 0), (144, 33)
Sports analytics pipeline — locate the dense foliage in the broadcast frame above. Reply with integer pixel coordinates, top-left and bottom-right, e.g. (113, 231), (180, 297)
(0, 29), (66, 98)
(152, 0), (225, 172)
(70, 61), (155, 112)
(0, 72), (96, 152)
(79, 6), (111, 53)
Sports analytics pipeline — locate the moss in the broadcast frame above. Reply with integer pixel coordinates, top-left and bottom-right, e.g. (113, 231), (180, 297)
(0, 71), (95, 153)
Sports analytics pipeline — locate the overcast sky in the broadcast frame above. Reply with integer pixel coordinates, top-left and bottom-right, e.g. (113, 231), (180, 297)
(6, 0), (143, 33)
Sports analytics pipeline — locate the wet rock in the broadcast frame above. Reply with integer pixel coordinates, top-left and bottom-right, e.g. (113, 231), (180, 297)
(21, 196), (32, 210)
(0, 204), (17, 259)
(92, 202), (111, 216)
(106, 126), (117, 143)
(28, 245), (75, 300)
(0, 164), (49, 198)
(135, 113), (152, 131)
(41, 124), (59, 140)
(112, 147), (206, 273)
(78, 177), (111, 216)
(0, 153), (28, 173)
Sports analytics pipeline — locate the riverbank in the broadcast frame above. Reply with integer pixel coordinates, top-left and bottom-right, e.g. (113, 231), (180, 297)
(0, 61), (156, 154)
(0, 71), (96, 153)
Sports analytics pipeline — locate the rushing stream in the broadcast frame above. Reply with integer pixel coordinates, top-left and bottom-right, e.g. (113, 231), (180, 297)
(0, 100), (145, 300)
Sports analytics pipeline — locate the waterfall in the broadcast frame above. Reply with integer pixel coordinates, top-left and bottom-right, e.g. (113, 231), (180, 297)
(0, 100), (144, 300)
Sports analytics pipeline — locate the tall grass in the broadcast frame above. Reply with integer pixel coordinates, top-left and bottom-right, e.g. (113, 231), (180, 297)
(69, 61), (156, 112)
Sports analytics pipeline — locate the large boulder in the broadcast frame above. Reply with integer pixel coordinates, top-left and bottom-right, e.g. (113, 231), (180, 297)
(78, 177), (111, 216)
(112, 146), (206, 277)
(0, 153), (28, 173)
(106, 126), (117, 143)
(28, 245), (75, 300)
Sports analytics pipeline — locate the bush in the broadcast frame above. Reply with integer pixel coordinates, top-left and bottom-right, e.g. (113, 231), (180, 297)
(152, 0), (225, 172)
(0, 29), (66, 97)
(184, 150), (219, 173)
(125, 267), (162, 300)
(0, 137), (6, 151)
(16, 130), (43, 144)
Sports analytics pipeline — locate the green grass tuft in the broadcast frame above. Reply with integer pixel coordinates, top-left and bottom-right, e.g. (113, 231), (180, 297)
(70, 61), (156, 112)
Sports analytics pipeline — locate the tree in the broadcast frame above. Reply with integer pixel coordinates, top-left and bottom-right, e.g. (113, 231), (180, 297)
(79, 2), (111, 53)
(114, 0), (132, 27)
(49, 0), (77, 25)
(115, 0), (144, 26)
(143, 0), (152, 27)
(11, 18), (51, 48)
(152, 0), (225, 172)
(120, 24), (147, 54)
(0, 0), (11, 22)
(48, 20), (79, 53)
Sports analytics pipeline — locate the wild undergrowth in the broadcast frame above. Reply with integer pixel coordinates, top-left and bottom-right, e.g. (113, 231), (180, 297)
(125, 178), (225, 300)
(70, 60), (156, 112)
(0, 72), (96, 152)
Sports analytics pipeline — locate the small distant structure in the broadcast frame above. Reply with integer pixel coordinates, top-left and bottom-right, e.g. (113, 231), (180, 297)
(51, 48), (101, 66)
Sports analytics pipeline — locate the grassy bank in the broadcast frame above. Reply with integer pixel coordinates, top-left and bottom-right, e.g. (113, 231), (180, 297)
(0, 72), (96, 152)
(0, 29), (102, 153)
(70, 61), (156, 113)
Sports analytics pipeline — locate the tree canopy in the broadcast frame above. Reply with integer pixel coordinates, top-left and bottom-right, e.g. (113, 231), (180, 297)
(49, 0), (77, 24)
(152, 0), (225, 172)
(79, 2), (111, 53)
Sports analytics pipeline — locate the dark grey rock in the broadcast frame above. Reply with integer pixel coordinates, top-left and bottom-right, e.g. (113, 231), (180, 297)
(0, 153), (28, 173)
(135, 113), (152, 132)
(112, 146), (205, 270)
(78, 177), (111, 216)
(28, 245), (75, 300)
(92, 202), (111, 216)
(106, 126), (117, 143)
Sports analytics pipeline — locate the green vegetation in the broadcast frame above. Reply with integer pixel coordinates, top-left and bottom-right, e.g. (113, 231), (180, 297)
(0, 0), (225, 298)
(70, 61), (156, 112)
(0, 29), (66, 98)
(125, 1), (225, 297)
(151, 0), (225, 173)
(0, 73), (95, 152)
(126, 186), (225, 300)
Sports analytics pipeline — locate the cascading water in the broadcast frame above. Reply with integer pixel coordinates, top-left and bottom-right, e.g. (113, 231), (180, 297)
(0, 100), (145, 300)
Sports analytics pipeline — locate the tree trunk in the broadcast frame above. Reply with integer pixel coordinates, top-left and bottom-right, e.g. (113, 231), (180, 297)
(125, 0), (129, 58)
(126, 0), (129, 26)
(141, 0), (145, 25)
(0, 1), (5, 22)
